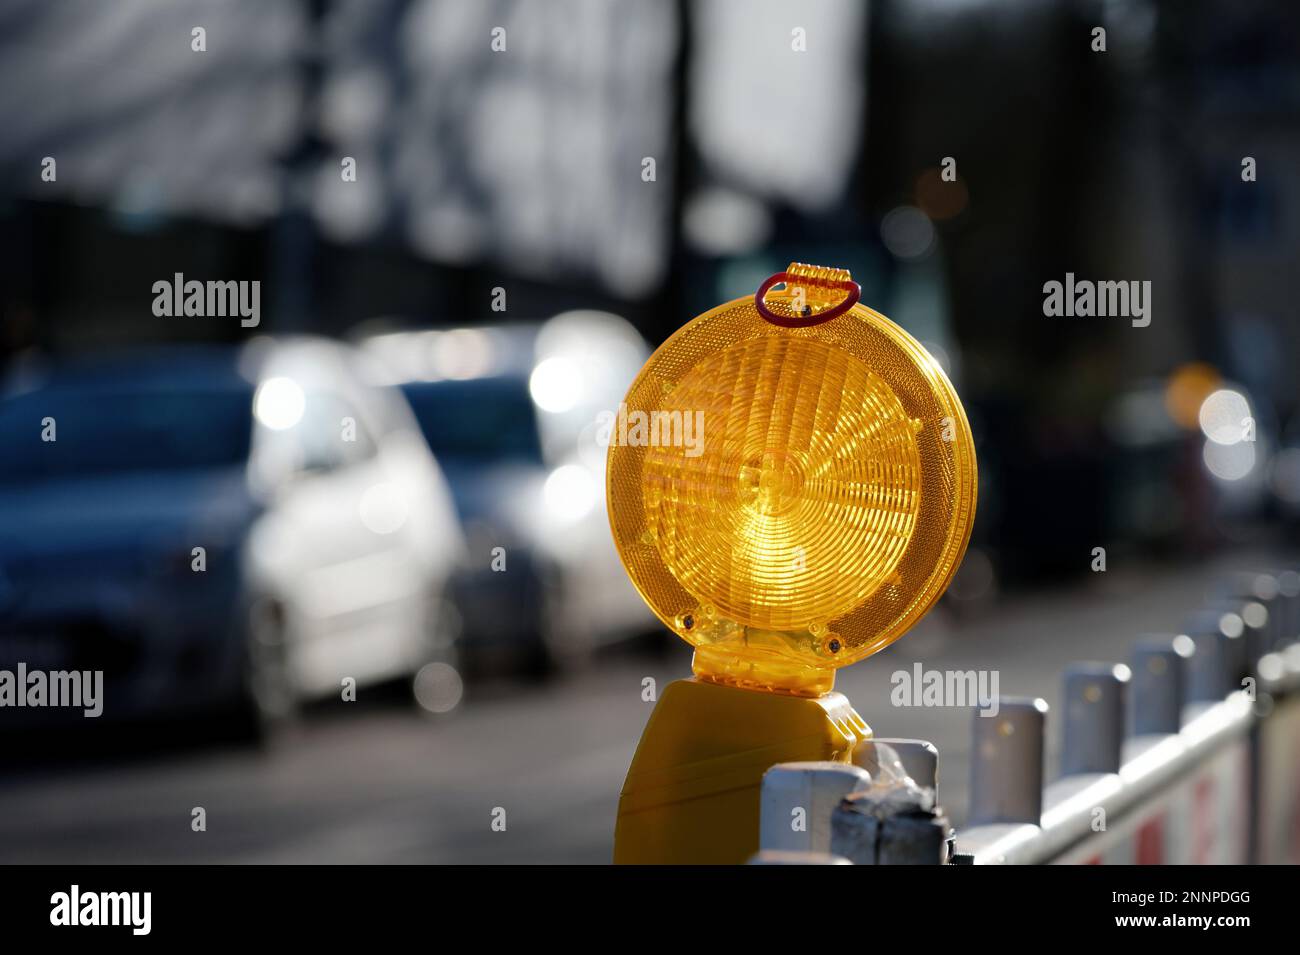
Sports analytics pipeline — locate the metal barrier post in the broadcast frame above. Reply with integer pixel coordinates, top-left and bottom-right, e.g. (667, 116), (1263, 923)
(1129, 637), (1190, 736)
(1061, 664), (1128, 775)
(1209, 595), (1271, 677)
(1222, 572), (1280, 653)
(1183, 609), (1242, 704)
(759, 761), (872, 854)
(1276, 571), (1300, 649)
(968, 698), (1048, 825)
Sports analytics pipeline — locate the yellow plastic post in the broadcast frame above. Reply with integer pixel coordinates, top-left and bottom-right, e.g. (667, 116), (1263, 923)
(614, 677), (870, 864)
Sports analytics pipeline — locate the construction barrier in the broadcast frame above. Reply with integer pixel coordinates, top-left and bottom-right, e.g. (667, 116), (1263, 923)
(752, 569), (1300, 865)
(1257, 642), (1300, 864)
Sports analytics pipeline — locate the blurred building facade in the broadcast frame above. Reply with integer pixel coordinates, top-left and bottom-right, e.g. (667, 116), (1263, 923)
(3, 0), (1298, 584)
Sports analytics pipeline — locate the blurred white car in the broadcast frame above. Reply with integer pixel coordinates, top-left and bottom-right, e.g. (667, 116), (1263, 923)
(244, 338), (464, 709)
(360, 312), (655, 670)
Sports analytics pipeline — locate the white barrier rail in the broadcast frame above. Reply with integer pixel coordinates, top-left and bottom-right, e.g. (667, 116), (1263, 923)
(957, 694), (1254, 864)
(754, 569), (1300, 866)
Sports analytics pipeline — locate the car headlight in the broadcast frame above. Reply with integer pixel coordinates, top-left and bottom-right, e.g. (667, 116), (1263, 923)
(543, 464), (597, 525)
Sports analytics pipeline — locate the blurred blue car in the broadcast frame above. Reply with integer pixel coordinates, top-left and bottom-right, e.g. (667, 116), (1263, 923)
(0, 339), (463, 734)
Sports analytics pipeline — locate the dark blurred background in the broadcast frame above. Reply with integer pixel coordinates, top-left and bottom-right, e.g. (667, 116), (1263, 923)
(0, 0), (1297, 862)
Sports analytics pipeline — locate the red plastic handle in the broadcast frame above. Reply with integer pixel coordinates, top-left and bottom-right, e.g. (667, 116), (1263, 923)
(754, 271), (861, 328)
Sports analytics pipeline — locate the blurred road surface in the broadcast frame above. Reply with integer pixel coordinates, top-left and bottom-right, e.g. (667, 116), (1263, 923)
(0, 554), (1273, 863)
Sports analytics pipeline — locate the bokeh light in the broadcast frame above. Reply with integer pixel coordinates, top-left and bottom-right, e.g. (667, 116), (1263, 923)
(1198, 387), (1252, 446)
(253, 376), (306, 431)
(1164, 362), (1221, 429)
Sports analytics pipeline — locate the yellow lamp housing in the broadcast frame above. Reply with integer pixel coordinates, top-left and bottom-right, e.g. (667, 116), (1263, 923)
(608, 262), (977, 863)
(608, 263), (977, 696)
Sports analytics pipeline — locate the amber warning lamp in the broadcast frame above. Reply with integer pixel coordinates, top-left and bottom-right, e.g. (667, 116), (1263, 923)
(608, 263), (977, 863)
